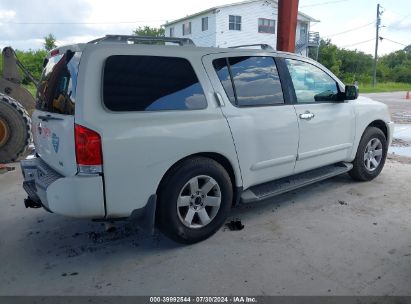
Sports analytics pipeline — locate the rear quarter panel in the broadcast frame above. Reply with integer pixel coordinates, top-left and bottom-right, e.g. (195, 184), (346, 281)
(75, 44), (242, 218)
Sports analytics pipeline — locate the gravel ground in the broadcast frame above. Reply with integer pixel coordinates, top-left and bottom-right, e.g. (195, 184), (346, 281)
(0, 158), (410, 296)
(361, 92), (411, 124)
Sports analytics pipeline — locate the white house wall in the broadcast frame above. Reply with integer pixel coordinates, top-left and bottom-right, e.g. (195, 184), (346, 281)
(215, 1), (279, 48)
(164, 0), (313, 56)
(165, 13), (217, 47)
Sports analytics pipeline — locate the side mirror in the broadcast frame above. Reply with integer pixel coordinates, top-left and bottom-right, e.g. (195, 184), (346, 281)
(345, 85), (359, 100)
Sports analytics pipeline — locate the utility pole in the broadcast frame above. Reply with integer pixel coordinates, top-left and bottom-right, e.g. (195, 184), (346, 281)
(277, 0), (299, 52)
(373, 4), (382, 87)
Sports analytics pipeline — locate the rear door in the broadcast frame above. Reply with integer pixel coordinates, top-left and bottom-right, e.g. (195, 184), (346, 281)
(203, 53), (299, 189)
(32, 50), (81, 176)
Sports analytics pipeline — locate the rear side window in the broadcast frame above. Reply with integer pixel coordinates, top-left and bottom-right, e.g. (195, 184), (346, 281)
(103, 56), (207, 111)
(36, 51), (80, 115)
(213, 56), (284, 107)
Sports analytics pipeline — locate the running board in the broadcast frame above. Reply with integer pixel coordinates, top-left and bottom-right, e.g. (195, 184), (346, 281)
(240, 162), (353, 204)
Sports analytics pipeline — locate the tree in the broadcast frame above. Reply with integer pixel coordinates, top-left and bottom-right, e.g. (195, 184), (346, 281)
(132, 26), (165, 37)
(14, 49), (47, 84)
(44, 34), (57, 51)
(310, 39), (341, 76)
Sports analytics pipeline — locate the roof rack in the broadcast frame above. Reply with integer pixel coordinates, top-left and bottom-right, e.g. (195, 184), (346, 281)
(88, 35), (196, 46)
(229, 44), (274, 50)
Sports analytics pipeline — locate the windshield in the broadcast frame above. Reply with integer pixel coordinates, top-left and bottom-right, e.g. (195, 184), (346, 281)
(35, 51), (80, 115)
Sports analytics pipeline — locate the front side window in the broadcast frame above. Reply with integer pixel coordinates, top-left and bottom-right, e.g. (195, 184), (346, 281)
(258, 18), (275, 34)
(36, 51), (80, 115)
(213, 56), (284, 107)
(229, 15), (241, 31)
(202, 17), (209, 31)
(182, 22), (191, 35)
(285, 59), (339, 103)
(103, 56), (207, 111)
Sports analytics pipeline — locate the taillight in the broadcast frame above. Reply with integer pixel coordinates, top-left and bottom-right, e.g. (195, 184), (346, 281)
(75, 124), (103, 174)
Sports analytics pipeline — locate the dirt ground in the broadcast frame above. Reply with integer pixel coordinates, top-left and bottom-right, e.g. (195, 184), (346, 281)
(0, 159), (410, 296)
(0, 92), (410, 296)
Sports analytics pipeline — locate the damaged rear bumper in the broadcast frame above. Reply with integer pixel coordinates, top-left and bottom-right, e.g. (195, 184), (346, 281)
(20, 155), (105, 218)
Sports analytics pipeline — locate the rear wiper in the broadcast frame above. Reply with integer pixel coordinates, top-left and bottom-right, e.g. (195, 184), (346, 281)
(38, 115), (64, 122)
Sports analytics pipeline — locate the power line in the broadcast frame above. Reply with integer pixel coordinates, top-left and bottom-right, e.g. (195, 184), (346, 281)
(340, 38), (375, 48)
(379, 36), (408, 47)
(300, 0), (348, 8)
(323, 20), (375, 38)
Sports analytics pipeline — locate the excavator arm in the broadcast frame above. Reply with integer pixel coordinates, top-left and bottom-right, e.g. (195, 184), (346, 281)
(1, 47), (37, 112)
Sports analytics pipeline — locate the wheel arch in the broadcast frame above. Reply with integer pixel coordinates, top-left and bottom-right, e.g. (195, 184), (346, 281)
(349, 118), (390, 162)
(367, 120), (388, 139)
(156, 152), (242, 206)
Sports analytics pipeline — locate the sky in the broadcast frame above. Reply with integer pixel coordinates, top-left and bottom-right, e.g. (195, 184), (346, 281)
(0, 0), (410, 55)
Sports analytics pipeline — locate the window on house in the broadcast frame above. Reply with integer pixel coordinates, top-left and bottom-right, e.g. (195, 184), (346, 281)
(229, 15), (241, 31)
(103, 56), (207, 111)
(213, 56), (284, 107)
(202, 17), (209, 31)
(258, 18), (275, 34)
(182, 22), (191, 35)
(169, 27), (174, 37)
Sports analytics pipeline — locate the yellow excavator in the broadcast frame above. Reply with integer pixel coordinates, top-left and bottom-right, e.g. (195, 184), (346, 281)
(0, 47), (36, 163)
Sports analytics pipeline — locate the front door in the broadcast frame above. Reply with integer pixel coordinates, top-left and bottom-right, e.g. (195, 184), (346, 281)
(203, 53), (299, 189)
(284, 58), (356, 173)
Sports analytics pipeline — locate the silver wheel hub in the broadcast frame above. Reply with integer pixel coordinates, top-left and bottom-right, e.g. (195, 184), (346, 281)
(177, 175), (221, 229)
(363, 138), (383, 172)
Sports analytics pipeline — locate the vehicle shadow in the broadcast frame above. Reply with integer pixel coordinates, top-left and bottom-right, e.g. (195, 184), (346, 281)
(21, 173), (358, 262)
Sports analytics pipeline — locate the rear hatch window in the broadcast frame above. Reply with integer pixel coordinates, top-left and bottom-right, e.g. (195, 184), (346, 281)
(32, 50), (81, 177)
(36, 51), (80, 114)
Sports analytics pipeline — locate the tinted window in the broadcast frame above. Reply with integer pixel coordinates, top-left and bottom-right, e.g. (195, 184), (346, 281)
(36, 51), (80, 115)
(213, 58), (236, 105)
(285, 59), (339, 103)
(213, 56), (284, 107)
(103, 56), (207, 111)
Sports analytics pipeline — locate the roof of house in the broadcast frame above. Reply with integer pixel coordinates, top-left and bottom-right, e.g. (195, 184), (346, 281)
(163, 0), (319, 26)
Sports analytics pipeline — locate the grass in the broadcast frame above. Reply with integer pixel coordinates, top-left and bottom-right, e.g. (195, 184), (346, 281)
(359, 82), (411, 93)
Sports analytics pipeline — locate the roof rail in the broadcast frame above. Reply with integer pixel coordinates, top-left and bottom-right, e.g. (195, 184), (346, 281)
(88, 35), (196, 46)
(229, 44), (274, 50)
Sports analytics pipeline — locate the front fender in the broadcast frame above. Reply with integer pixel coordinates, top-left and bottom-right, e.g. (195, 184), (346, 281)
(349, 96), (393, 161)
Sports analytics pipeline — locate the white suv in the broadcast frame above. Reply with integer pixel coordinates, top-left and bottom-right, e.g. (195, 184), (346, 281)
(21, 36), (393, 244)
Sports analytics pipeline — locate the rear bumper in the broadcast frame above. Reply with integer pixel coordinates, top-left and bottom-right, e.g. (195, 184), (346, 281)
(20, 156), (105, 218)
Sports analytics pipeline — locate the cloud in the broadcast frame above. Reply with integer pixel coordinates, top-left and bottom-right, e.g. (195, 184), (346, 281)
(0, 0), (100, 49)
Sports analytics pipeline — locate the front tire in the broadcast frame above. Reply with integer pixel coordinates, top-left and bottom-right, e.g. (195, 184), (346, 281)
(349, 127), (387, 181)
(157, 157), (233, 244)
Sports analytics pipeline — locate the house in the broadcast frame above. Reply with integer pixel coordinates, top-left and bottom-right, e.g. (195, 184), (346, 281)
(164, 0), (319, 56)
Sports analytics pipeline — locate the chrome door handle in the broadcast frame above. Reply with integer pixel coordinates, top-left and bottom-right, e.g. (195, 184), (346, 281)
(299, 111), (315, 120)
(214, 92), (225, 107)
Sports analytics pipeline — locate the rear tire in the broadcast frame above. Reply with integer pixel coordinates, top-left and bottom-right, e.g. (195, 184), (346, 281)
(349, 127), (387, 181)
(0, 94), (32, 163)
(157, 157), (233, 244)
